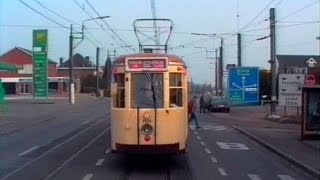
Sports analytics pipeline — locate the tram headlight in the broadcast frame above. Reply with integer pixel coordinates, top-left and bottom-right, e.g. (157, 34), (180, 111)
(143, 112), (150, 120)
(141, 123), (153, 135)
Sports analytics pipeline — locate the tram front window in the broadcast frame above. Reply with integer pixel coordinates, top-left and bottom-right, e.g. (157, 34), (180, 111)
(131, 73), (163, 109)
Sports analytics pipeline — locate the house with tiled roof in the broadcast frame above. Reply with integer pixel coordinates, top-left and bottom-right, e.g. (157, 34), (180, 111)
(277, 55), (320, 84)
(58, 53), (103, 93)
(0, 47), (68, 95)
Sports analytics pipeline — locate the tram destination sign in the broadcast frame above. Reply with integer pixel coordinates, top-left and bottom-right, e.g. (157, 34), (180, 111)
(125, 58), (168, 72)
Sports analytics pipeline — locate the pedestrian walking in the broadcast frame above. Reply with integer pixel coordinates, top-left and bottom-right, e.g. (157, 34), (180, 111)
(199, 94), (205, 113)
(188, 96), (201, 129)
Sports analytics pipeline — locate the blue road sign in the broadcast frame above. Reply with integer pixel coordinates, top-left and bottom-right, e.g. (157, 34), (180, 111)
(228, 67), (259, 104)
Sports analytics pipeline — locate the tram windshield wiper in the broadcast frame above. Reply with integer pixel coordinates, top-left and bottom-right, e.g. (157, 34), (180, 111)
(144, 72), (157, 110)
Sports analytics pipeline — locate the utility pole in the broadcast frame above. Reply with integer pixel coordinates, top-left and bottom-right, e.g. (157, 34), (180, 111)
(237, 33), (242, 67)
(215, 48), (218, 96)
(219, 39), (224, 96)
(96, 47), (100, 97)
(68, 24), (75, 104)
(270, 8), (277, 114)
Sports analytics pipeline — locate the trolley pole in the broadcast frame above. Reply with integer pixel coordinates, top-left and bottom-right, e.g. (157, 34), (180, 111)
(68, 24), (75, 104)
(270, 8), (277, 114)
(96, 47), (100, 97)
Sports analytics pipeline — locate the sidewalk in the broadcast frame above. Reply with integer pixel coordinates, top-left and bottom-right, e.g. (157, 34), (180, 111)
(210, 106), (320, 178)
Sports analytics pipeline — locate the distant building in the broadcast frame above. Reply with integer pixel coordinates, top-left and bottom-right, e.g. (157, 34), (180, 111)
(57, 53), (103, 93)
(0, 47), (68, 95)
(277, 55), (320, 73)
(277, 55), (320, 84)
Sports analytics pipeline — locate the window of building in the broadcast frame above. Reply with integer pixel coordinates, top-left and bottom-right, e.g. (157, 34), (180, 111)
(169, 73), (183, 107)
(20, 84), (30, 94)
(113, 73), (125, 108)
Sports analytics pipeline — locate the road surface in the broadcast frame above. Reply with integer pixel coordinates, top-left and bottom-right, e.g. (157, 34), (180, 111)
(0, 99), (316, 180)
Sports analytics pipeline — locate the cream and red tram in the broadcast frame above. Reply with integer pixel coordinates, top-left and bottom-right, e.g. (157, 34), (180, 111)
(111, 53), (190, 154)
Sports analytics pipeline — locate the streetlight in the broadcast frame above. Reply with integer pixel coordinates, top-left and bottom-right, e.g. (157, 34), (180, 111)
(82, 16), (110, 39)
(113, 45), (133, 58)
(195, 46), (208, 59)
(191, 33), (224, 96)
(68, 15), (110, 104)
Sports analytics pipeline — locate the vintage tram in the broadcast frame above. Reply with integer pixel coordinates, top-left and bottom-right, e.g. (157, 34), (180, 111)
(111, 53), (191, 154)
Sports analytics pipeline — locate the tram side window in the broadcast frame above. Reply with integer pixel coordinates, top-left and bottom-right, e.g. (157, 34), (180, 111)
(113, 73), (125, 108)
(169, 73), (183, 107)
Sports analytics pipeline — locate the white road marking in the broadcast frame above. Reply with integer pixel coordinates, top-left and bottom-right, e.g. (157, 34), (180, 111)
(18, 146), (39, 156)
(95, 158), (105, 166)
(202, 125), (227, 131)
(204, 148), (212, 154)
(210, 156), (218, 163)
(1, 118), (107, 180)
(105, 148), (111, 154)
(278, 175), (295, 180)
(189, 125), (195, 131)
(248, 174), (262, 180)
(196, 136), (201, 140)
(82, 173), (93, 180)
(82, 121), (90, 125)
(194, 131), (198, 135)
(200, 141), (206, 146)
(217, 168), (227, 176)
(43, 129), (108, 180)
(216, 142), (250, 150)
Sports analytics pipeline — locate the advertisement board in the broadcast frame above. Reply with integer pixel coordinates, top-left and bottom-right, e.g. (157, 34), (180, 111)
(301, 86), (320, 139)
(32, 29), (48, 99)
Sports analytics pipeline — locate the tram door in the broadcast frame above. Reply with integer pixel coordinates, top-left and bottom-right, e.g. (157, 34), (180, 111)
(130, 73), (164, 145)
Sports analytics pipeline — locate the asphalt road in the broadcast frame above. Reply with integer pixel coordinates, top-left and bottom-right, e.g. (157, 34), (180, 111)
(0, 102), (317, 180)
(0, 96), (108, 178)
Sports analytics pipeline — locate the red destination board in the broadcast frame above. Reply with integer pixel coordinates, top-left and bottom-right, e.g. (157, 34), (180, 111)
(126, 59), (167, 71)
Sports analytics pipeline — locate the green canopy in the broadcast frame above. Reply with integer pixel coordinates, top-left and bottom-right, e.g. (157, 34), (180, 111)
(0, 63), (20, 72)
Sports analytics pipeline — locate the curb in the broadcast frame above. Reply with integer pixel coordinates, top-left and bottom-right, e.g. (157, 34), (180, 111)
(232, 126), (320, 179)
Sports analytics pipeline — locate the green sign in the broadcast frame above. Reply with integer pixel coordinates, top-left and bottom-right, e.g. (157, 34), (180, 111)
(33, 29), (48, 99)
(0, 81), (4, 104)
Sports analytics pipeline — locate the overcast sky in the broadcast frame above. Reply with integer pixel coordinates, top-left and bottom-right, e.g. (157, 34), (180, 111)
(1, 0), (319, 84)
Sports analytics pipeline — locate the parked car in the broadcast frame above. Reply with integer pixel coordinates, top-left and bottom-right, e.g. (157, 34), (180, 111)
(204, 95), (212, 111)
(261, 95), (278, 105)
(208, 96), (230, 113)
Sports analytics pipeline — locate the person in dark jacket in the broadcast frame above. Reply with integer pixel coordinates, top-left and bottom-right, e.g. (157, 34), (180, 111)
(188, 96), (201, 128)
(199, 94), (205, 113)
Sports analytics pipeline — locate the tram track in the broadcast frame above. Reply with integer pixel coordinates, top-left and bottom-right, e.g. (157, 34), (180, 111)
(117, 154), (192, 180)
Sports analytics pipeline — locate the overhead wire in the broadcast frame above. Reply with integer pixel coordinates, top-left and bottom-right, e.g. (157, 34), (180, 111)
(278, 0), (319, 21)
(73, 0), (126, 50)
(17, 0), (68, 29)
(85, 0), (134, 52)
(32, 0), (106, 48)
(241, 0), (284, 33)
(238, 0), (276, 32)
(32, 0), (81, 26)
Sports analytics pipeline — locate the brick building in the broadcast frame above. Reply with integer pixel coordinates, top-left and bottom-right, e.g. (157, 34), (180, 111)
(0, 47), (68, 95)
(58, 53), (102, 93)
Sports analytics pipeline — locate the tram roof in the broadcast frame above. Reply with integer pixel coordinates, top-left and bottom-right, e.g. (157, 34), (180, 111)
(113, 53), (187, 67)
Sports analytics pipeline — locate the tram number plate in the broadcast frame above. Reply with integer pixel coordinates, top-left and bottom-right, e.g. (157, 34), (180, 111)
(143, 119), (152, 123)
